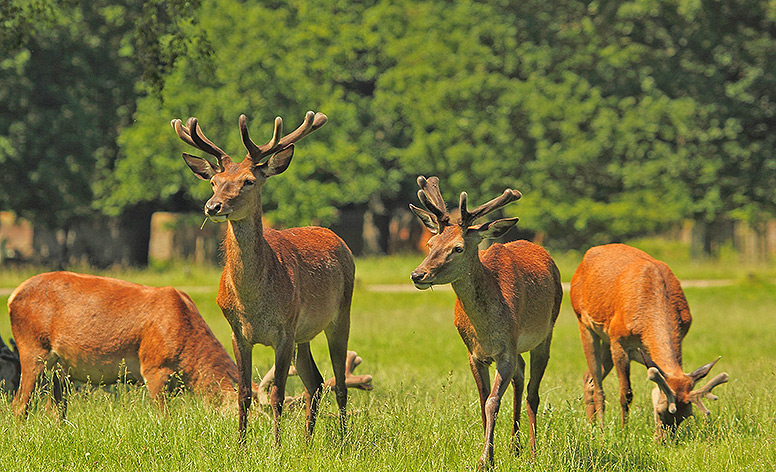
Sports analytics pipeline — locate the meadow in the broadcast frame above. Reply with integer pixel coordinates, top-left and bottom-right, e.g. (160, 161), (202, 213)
(0, 250), (774, 471)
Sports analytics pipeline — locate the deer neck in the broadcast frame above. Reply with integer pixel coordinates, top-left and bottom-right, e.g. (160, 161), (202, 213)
(222, 193), (271, 286)
(451, 253), (499, 326)
(641, 309), (687, 376)
(645, 335), (685, 377)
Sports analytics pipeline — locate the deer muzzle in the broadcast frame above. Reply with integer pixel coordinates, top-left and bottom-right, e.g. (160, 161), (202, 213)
(205, 199), (231, 222)
(410, 270), (433, 290)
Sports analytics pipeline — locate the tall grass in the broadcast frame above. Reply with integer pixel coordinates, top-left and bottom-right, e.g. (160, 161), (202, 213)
(1, 256), (775, 470)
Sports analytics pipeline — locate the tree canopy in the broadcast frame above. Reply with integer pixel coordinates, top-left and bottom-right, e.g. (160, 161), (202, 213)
(2, 0), (774, 251)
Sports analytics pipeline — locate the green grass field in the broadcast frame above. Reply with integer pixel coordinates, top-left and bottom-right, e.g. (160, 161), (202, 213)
(0, 252), (774, 471)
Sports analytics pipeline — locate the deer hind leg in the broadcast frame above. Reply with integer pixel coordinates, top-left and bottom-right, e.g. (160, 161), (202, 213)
(324, 315), (350, 438)
(511, 355), (526, 455)
(12, 344), (47, 419)
(579, 324), (607, 427)
(609, 341), (632, 425)
(294, 342), (324, 439)
(270, 335), (295, 447)
(479, 357), (515, 470)
(586, 343), (614, 416)
(526, 335), (553, 457)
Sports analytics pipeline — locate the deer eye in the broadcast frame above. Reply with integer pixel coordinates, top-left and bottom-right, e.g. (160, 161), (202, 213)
(243, 179), (255, 187)
(453, 246), (464, 253)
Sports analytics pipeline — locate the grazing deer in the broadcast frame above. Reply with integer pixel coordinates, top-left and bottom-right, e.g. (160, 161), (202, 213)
(409, 176), (562, 468)
(569, 243), (729, 438)
(8, 272), (371, 418)
(0, 334), (20, 397)
(172, 111), (354, 445)
(9, 271), (244, 417)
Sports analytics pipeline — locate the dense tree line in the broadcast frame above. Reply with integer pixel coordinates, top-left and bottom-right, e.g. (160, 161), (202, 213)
(2, 0), (774, 253)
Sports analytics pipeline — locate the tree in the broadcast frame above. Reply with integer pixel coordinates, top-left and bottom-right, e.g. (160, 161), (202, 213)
(106, 0), (397, 227)
(0, 0), (137, 230)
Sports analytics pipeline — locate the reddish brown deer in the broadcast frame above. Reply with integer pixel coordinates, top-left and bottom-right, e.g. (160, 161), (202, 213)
(570, 243), (729, 438)
(172, 111), (354, 445)
(409, 176), (562, 468)
(8, 272), (370, 418)
(9, 271), (243, 417)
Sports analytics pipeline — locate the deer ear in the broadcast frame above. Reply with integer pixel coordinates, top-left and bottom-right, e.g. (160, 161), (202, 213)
(688, 357), (721, 383)
(468, 217), (519, 239)
(182, 153), (218, 180)
(409, 204), (440, 234)
(258, 145), (294, 177)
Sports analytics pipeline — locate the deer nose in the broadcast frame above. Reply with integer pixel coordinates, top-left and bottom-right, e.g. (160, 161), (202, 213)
(205, 201), (223, 216)
(410, 270), (426, 283)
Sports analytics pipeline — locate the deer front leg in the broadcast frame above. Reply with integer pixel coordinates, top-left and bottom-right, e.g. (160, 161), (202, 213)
(232, 334), (253, 446)
(468, 353), (491, 434)
(609, 341), (632, 425)
(140, 364), (176, 412)
(270, 335), (294, 447)
(479, 357), (515, 470)
(50, 365), (69, 419)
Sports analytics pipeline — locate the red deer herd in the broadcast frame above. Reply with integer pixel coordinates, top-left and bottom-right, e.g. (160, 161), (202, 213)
(0, 111), (728, 468)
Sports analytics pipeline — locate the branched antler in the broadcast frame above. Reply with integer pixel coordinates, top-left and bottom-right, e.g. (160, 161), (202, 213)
(414, 175), (522, 230)
(240, 111), (328, 163)
(416, 176), (450, 226)
(170, 117), (232, 171)
(689, 372), (729, 416)
(257, 350), (373, 408)
(459, 188), (522, 228)
(647, 367), (678, 414)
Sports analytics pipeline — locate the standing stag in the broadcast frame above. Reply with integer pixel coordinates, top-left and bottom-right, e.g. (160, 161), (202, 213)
(570, 243), (729, 438)
(172, 111), (354, 445)
(409, 176), (562, 468)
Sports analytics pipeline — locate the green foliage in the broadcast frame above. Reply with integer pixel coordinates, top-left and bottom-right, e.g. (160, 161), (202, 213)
(3, 0), (775, 248)
(106, 0), (398, 225)
(0, 0), (134, 228)
(0, 0), (205, 229)
(110, 0), (776, 247)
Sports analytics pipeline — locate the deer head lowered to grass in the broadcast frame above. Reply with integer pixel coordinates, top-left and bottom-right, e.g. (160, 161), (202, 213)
(9, 271), (248, 417)
(172, 111), (355, 446)
(569, 243), (729, 439)
(8, 271), (372, 418)
(409, 176), (563, 469)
